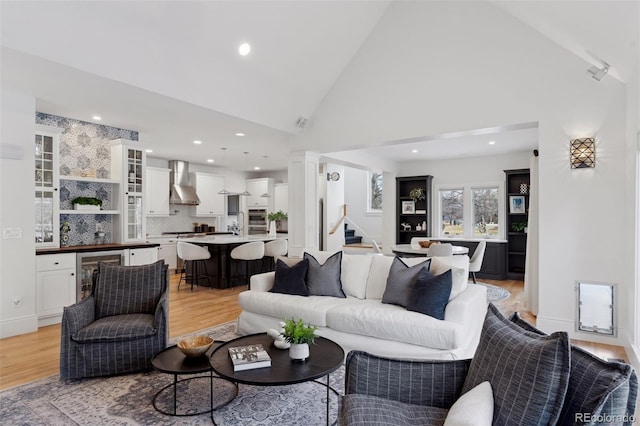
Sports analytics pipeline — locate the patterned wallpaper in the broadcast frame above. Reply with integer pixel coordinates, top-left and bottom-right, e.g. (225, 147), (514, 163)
(36, 113), (138, 246)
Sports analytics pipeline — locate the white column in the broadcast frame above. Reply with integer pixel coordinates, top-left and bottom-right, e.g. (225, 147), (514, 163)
(381, 171), (397, 255)
(287, 151), (320, 257)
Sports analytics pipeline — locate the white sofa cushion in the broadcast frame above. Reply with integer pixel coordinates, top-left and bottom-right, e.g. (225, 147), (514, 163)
(238, 290), (355, 327)
(304, 250), (371, 299)
(326, 298), (463, 350)
(431, 256), (470, 300)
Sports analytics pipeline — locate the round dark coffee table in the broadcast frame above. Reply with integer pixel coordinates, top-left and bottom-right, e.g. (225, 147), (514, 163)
(210, 333), (344, 425)
(151, 342), (237, 416)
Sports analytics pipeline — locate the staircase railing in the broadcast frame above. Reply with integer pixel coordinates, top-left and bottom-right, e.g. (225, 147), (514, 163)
(344, 216), (382, 254)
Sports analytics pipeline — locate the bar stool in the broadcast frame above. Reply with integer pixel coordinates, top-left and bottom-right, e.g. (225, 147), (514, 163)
(177, 241), (211, 290)
(263, 239), (288, 271)
(230, 241), (265, 288)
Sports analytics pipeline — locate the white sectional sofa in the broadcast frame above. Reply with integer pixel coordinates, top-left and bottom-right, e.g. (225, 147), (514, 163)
(237, 251), (488, 360)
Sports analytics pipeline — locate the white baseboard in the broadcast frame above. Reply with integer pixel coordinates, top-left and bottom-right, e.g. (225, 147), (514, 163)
(625, 343), (640, 370)
(38, 314), (62, 328)
(536, 315), (625, 346)
(0, 314), (38, 338)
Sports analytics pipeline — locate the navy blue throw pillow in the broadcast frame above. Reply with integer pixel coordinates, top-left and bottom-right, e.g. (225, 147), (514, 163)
(270, 258), (309, 296)
(405, 269), (452, 320)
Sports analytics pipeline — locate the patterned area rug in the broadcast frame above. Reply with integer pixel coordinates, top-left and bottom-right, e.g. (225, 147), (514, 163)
(0, 321), (344, 425)
(476, 282), (511, 302)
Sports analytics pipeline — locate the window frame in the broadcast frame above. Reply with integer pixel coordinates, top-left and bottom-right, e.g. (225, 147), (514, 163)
(366, 171), (383, 215)
(434, 181), (505, 240)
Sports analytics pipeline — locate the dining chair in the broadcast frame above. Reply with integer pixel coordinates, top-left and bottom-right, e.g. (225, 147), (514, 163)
(427, 243), (453, 257)
(468, 240), (487, 283)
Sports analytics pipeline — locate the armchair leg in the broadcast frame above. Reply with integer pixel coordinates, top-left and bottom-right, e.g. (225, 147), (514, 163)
(471, 272), (477, 284)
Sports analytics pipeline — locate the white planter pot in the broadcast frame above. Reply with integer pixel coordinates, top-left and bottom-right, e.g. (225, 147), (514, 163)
(74, 204), (101, 211)
(268, 221), (277, 237)
(289, 343), (309, 361)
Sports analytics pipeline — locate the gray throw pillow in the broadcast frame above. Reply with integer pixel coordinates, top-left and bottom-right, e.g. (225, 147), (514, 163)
(94, 260), (166, 318)
(382, 257), (431, 307)
(405, 269), (452, 320)
(304, 251), (345, 298)
(509, 312), (638, 425)
(462, 304), (570, 426)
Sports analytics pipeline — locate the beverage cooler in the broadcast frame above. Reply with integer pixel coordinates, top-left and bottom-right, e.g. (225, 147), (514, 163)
(247, 209), (267, 234)
(76, 250), (125, 302)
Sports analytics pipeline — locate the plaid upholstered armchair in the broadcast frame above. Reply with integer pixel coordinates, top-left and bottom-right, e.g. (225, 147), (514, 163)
(341, 304), (637, 426)
(60, 260), (168, 380)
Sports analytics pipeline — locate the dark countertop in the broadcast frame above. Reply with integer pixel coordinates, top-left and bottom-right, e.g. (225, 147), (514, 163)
(36, 242), (160, 255)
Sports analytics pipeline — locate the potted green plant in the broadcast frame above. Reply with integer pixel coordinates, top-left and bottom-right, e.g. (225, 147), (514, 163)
(267, 210), (288, 236)
(409, 187), (425, 202)
(72, 196), (102, 211)
(282, 318), (316, 361)
(511, 221), (528, 233)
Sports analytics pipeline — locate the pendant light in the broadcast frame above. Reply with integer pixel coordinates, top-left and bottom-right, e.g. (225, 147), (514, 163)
(217, 147), (232, 195)
(239, 152), (252, 196)
(261, 156), (271, 198)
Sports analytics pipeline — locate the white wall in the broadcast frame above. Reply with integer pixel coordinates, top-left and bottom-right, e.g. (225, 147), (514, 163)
(324, 164), (345, 251)
(0, 89), (38, 337)
(297, 1), (634, 345)
(344, 167), (383, 244)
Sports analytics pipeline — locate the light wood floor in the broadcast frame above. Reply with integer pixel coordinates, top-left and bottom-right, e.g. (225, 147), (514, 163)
(0, 275), (628, 391)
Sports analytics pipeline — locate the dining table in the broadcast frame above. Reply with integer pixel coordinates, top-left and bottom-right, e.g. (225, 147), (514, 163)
(391, 244), (469, 257)
(178, 235), (286, 288)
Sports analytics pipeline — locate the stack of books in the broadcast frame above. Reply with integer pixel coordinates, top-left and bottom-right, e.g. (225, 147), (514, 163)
(228, 344), (272, 371)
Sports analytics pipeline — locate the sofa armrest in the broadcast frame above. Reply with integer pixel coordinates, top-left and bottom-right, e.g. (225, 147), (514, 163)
(250, 271), (275, 292)
(154, 288), (169, 343)
(444, 283), (487, 326)
(61, 296), (96, 337)
(344, 350), (471, 409)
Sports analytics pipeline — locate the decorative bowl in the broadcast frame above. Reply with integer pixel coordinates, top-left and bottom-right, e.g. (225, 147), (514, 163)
(177, 335), (214, 358)
(418, 241), (432, 248)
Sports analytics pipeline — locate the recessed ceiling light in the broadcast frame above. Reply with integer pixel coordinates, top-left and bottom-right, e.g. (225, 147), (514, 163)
(193, 140), (202, 145)
(254, 166), (260, 170)
(235, 132), (245, 137)
(238, 43), (251, 56)
(145, 149), (153, 153)
(412, 149), (418, 153)
(489, 141), (496, 145)
(207, 159), (214, 163)
(92, 115), (102, 121)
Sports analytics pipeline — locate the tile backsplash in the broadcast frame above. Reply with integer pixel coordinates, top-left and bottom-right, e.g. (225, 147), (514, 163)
(37, 112), (138, 245)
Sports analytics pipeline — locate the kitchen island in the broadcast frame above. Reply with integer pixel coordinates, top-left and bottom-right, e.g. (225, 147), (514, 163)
(178, 235), (286, 288)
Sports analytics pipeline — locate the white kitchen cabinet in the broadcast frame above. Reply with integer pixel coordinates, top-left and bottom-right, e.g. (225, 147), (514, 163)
(147, 237), (178, 272)
(111, 139), (146, 242)
(246, 178), (275, 209)
(274, 183), (288, 214)
(126, 247), (159, 266)
(35, 125), (61, 248)
(36, 253), (76, 326)
(146, 167), (170, 216)
(192, 172), (225, 216)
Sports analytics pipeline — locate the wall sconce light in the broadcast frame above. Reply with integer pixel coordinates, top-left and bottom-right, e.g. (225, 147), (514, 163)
(570, 138), (595, 169)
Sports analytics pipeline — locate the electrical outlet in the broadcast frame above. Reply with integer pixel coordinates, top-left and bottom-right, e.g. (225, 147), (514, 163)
(12, 297), (22, 307)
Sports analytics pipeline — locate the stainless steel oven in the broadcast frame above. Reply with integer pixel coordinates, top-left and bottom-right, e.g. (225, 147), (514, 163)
(76, 250), (125, 302)
(247, 209), (267, 234)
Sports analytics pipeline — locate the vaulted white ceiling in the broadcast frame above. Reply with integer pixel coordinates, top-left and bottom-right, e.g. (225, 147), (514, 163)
(1, 1), (637, 171)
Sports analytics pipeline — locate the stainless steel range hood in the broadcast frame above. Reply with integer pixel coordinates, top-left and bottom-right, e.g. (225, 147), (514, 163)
(169, 160), (200, 205)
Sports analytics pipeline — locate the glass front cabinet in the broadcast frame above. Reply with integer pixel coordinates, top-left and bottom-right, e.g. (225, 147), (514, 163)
(111, 139), (146, 242)
(35, 126), (61, 248)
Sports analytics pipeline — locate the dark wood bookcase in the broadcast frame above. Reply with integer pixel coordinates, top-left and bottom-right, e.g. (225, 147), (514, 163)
(396, 175), (433, 244)
(504, 169), (530, 280)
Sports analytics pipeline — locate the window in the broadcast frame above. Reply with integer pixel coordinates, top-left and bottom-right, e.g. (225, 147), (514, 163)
(367, 172), (383, 213)
(437, 183), (503, 239)
(472, 187), (499, 238)
(440, 189), (464, 236)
